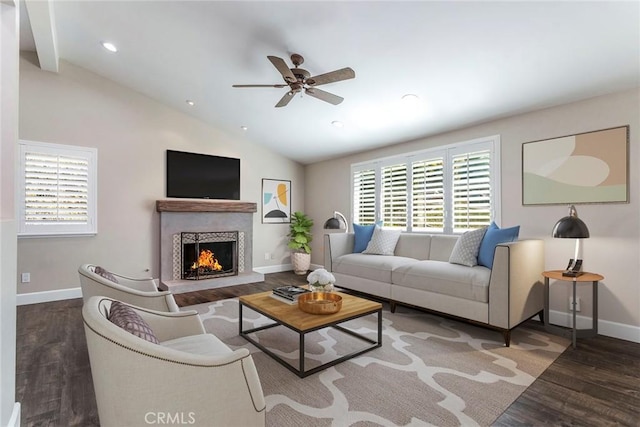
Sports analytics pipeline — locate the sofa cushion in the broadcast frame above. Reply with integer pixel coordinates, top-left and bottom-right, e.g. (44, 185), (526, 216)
(108, 301), (159, 344)
(478, 222), (520, 268)
(161, 334), (232, 356)
(394, 234), (431, 260)
(363, 226), (402, 255)
(449, 227), (487, 267)
(353, 223), (377, 253)
(429, 235), (459, 262)
(334, 253), (418, 284)
(392, 260), (491, 303)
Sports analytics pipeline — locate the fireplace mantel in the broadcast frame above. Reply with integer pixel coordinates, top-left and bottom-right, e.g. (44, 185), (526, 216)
(156, 199), (257, 213)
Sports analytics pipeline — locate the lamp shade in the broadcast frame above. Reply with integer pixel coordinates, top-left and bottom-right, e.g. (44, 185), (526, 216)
(323, 211), (348, 233)
(323, 217), (342, 229)
(552, 205), (590, 239)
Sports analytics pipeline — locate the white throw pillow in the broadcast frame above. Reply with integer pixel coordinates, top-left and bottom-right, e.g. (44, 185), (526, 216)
(362, 226), (402, 255)
(449, 227), (487, 267)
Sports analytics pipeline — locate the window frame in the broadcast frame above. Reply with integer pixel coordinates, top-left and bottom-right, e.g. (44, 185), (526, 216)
(351, 135), (501, 234)
(17, 140), (98, 237)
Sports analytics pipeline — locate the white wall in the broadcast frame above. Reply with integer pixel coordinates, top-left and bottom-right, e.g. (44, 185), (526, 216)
(1, 1), (20, 425)
(306, 88), (640, 339)
(18, 52), (304, 295)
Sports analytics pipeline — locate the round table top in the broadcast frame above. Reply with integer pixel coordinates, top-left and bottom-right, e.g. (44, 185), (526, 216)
(542, 270), (604, 282)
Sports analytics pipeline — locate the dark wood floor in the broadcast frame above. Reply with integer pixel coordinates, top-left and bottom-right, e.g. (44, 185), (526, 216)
(16, 272), (640, 426)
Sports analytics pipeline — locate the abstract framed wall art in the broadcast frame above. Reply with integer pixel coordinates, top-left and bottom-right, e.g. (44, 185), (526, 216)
(522, 126), (629, 205)
(262, 179), (291, 223)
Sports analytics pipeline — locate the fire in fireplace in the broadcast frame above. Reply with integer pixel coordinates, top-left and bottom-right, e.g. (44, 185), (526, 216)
(181, 231), (238, 280)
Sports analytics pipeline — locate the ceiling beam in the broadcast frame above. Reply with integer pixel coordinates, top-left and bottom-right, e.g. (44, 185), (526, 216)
(24, 0), (58, 72)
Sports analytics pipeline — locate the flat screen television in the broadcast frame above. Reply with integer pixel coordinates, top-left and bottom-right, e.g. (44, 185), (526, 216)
(166, 150), (240, 200)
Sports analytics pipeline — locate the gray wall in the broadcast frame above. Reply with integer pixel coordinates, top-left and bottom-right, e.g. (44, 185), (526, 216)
(17, 52), (304, 294)
(306, 88), (640, 334)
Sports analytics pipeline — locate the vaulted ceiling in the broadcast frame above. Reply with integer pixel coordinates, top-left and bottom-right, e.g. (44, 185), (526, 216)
(20, 1), (640, 164)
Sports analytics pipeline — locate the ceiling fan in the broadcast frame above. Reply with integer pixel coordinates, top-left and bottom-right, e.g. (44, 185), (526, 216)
(233, 54), (355, 108)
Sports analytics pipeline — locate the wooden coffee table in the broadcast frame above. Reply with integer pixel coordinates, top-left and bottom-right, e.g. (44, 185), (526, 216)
(239, 291), (382, 378)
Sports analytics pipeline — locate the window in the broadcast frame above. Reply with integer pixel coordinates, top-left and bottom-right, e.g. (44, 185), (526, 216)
(381, 162), (407, 229)
(351, 135), (500, 234)
(18, 140), (97, 236)
(352, 167), (376, 225)
(411, 156), (444, 232)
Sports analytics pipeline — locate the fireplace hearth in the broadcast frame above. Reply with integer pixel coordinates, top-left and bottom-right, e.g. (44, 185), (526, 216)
(181, 231), (238, 280)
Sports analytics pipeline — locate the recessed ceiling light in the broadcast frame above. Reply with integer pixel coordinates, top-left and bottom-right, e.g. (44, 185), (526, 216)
(240, 126), (248, 131)
(186, 100), (195, 106)
(331, 120), (344, 128)
(401, 94), (419, 104)
(101, 41), (118, 52)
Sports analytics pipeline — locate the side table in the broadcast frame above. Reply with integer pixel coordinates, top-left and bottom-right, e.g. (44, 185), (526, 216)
(542, 270), (603, 348)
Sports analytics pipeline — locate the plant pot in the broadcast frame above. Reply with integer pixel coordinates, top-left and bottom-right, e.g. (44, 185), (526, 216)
(291, 251), (311, 275)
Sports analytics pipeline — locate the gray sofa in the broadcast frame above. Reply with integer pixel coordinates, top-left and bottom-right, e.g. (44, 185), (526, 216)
(324, 233), (544, 346)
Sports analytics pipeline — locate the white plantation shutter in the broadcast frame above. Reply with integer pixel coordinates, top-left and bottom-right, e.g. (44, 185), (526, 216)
(452, 149), (492, 232)
(412, 156), (445, 232)
(353, 168), (376, 224)
(381, 162), (407, 229)
(19, 141), (97, 236)
(351, 135), (499, 234)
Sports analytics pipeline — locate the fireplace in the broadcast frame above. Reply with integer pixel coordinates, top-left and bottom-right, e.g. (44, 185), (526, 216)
(181, 231), (238, 280)
(158, 199), (263, 294)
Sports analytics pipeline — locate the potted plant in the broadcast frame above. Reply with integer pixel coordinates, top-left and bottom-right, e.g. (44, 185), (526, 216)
(288, 211), (314, 275)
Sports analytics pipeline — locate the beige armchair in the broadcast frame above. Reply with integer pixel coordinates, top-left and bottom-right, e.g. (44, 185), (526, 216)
(79, 264), (179, 312)
(82, 296), (266, 427)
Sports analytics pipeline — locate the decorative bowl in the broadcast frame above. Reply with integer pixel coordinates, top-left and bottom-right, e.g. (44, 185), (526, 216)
(298, 292), (342, 315)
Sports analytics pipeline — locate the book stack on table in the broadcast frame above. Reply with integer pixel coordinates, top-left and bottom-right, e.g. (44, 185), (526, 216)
(271, 286), (311, 305)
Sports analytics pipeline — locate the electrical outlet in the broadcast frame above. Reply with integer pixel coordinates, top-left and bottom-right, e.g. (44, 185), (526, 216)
(270, 253), (275, 260)
(264, 252), (270, 260)
(21, 273), (30, 283)
(569, 297), (581, 312)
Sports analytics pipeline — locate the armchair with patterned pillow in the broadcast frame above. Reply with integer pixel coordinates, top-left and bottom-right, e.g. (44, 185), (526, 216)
(78, 264), (179, 312)
(82, 296), (266, 427)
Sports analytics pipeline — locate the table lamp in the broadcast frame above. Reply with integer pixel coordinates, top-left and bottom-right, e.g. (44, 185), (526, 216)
(552, 205), (590, 277)
(323, 211), (348, 233)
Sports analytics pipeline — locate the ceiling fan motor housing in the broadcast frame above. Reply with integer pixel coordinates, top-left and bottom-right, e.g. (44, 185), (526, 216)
(290, 68), (310, 82)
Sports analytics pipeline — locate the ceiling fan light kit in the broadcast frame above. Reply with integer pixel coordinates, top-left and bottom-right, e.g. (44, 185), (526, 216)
(233, 53), (355, 108)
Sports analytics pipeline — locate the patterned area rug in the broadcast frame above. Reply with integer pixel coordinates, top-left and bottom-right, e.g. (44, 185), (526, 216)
(186, 298), (568, 426)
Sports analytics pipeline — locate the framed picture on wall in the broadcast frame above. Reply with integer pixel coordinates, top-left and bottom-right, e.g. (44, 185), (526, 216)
(262, 179), (291, 223)
(522, 125), (629, 205)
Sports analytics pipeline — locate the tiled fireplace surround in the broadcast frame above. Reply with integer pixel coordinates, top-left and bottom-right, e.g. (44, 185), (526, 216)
(156, 199), (264, 294)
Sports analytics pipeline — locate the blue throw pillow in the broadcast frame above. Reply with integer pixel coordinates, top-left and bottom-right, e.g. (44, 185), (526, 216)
(353, 223), (377, 253)
(477, 222), (520, 268)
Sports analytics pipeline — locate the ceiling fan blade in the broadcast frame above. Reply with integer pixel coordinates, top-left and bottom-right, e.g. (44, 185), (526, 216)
(305, 88), (344, 105)
(307, 67), (355, 86)
(232, 84), (288, 88)
(275, 91), (296, 108)
(267, 56), (297, 83)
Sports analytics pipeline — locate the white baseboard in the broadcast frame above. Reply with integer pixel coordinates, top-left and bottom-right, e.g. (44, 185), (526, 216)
(253, 264), (293, 274)
(8, 402), (20, 427)
(15, 266), (325, 304)
(254, 263), (324, 275)
(16, 287), (81, 306)
(534, 309), (640, 344)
